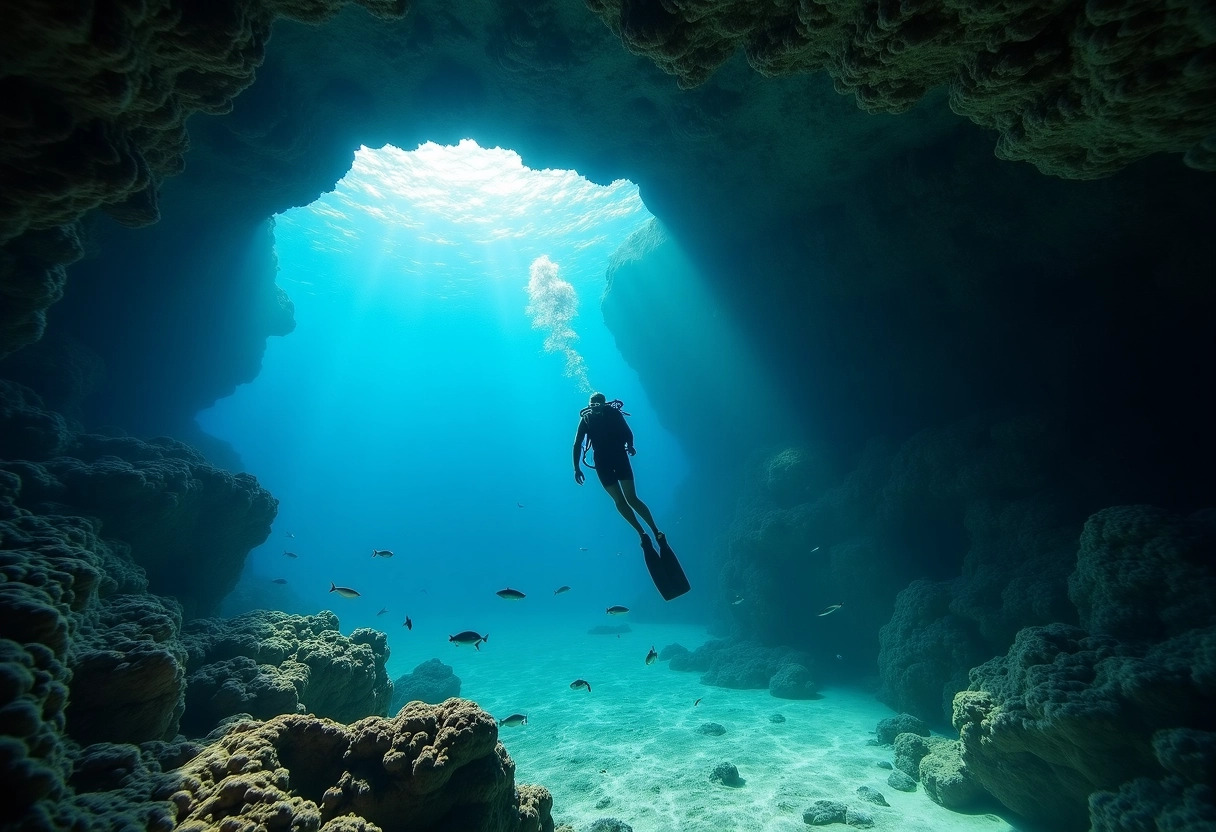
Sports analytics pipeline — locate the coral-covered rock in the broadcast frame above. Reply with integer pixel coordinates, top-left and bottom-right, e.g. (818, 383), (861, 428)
(2, 391), (278, 617)
(66, 593), (187, 745)
(390, 658), (462, 713)
(954, 622), (1216, 829)
(587, 0), (1216, 177)
(892, 733), (937, 779)
(768, 663), (818, 700)
(876, 714), (929, 746)
(1069, 506), (1216, 642)
(877, 580), (988, 725)
(708, 762), (743, 787)
(803, 799), (847, 825)
(180, 610), (391, 736)
(666, 638), (811, 691)
(916, 739), (987, 812)
(1089, 729), (1216, 832)
(167, 700), (553, 832)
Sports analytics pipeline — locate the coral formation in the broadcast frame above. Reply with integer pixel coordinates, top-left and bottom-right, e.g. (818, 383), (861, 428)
(876, 714), (929, 745)
(665, 638), (814, 695)
(180, 610), (392, 736)
(1, 381), (277, 615)
(587, 0), (1216, 177)
(389, 658), (462, 713)
(167, 700), (553, 832)
(0, 0), (406, 354)
(953, 506), (1216, 828)
(708, 762), (743, 787)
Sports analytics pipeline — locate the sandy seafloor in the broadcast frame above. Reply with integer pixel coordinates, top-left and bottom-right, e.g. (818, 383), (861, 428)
(382, 618), (1023, 832)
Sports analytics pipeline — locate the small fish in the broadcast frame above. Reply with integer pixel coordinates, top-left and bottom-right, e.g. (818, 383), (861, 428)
(450, 630), (488, 650)
(818, 603), (844, 617)
(579, 547), (589, 552)
(645, 646), (658, 666)
(371, 549), (394, 558)
(403, 616), (413, 630)
(329, 582), (361, 599)
(836, 654), (844, 661)
(496, 588), (526, 601)
(376, 607), (388, 616)
(606, 605), (629, 615)
(731, 595), (745, 605)
(498, 713), (528, 727)
(283, 550), (298, 559)
(811, 546), (820, 552)
(554, 585), (571, 595)
(694, 698), (702, 707)
(272, 578), (288, 585)
(285, 531), (296, 539)
(517, 502), (525, 508)
(570, 679), (592, 692)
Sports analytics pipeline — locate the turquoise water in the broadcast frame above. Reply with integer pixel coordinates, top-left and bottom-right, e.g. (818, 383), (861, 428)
(198, 142), (1021, 831)
(201, 141), (689, 620)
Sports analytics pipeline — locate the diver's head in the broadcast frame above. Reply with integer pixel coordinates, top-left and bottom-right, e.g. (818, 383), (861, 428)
(589, 392), (607, 406)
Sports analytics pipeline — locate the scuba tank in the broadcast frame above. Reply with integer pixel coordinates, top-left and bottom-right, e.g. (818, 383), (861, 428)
(580, 400), (630, 469)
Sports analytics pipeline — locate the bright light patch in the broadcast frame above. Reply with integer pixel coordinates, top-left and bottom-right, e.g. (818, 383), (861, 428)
(300, 139), (647, 250)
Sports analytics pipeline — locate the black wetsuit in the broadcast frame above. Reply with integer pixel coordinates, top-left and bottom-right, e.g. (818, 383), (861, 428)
(576, 405), (634, 487)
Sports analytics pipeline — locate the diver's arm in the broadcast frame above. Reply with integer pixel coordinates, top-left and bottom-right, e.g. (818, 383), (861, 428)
(573, 421), (588, 482)
(623, 421), (635, 454)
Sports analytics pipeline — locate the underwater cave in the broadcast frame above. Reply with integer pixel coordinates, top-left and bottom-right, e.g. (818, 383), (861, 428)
(1, 1), (1214, 831)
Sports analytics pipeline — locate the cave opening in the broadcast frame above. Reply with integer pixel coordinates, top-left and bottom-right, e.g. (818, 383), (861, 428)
(197, 139), (694, 622)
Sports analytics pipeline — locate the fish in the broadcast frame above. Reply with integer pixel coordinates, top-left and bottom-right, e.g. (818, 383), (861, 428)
(570, 679), (592, 692)
(694, 698), (702, 707)
(283, 550), (298, 559)
(517, 502), (525, 508)
(496, 588), (526, 601)
(731, 595), (745, 605)
(329, 582), (361, 599)
(376, 607), (388, 616)
(285, 532), (296, 538)
(498, 714), (528, 727)
(578, 547), (589, 552)
(554, 585), (571, 595)
(645, 646), (658, 666)
(404, 616), (413, 630)
(272, 578), (288, 585)
(811, 546), (820, 552)
(371, 549), (394, 558)
(818, 603), (844, 617)
(449, 631), (488, 650)
(606, 605), (629, 615)
(836, 654), (844, 661)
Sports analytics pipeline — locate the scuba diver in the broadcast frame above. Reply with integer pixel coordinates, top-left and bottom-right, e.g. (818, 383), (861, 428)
(573, 392), (690, 600)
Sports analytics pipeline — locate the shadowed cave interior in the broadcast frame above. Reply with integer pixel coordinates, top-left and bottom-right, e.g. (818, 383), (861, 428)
(0, 1), (1214, 831)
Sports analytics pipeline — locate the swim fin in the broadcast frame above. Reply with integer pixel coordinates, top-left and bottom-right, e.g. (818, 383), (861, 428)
(642, 534), (691, 601)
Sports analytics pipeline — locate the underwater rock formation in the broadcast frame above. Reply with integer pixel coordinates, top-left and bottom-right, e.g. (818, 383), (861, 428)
(586, 0), (1216, 177)
(180, 609), (392, 737)
(168, 699), (554, 832)
(389, 658), (462, 713)
(1088, 728), (1216, 832)
(717, 413), (1099, 723)
(875, 714), (929, 746)
(0, 0), (407, 357)
(665, 638), (814, 696)
(0, 382), (277, 616)
(952, 505), (1216, 830)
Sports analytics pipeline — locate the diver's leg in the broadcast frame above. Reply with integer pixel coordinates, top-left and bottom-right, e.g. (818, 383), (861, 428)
(603, 481), (646, 537)
(619, 479), (661, 538)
